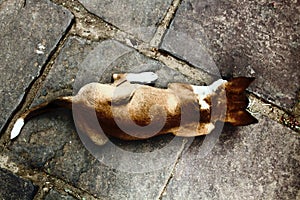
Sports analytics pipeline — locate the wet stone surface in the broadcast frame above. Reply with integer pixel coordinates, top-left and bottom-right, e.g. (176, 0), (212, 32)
(161, 0), (300, 109)
(78, 0), (173, 42)
(0, 167), (38, 200)
(162, 115), (300, 200)
(0, 0), (73, 132)
(7, 37), (204, 199)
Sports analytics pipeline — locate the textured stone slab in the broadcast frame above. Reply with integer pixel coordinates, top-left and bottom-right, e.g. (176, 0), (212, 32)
(77, 138), (180, 199)
(161, 0), (300, 109)
(31, 37), (199, 107)
(162, 115), (300, 200)
(0, 167), (38, 200)
(7, 37), (206, 199)
(0, 0), (73, 133)
(78, 0), (173, 42)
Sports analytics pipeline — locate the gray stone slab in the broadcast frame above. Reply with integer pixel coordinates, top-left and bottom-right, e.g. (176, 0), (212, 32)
(160, 0), (300, 109)
(0, 167), (38, 200)
(0, 0), (73, 133)
(7, 111), (76, 169)
(31, 36), (200, 107)
(76, 136), (184, 199)
(162, 115), (300, 200)
(7, 37), (208, 199)
(45, 189), (76, 200)
(78, 0), (173, 42)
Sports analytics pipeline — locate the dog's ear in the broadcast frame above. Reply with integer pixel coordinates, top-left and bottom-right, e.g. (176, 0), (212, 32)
(226, 77), (255, 93)
(226, 110), (258, 126)
(224, 77), (258, 126)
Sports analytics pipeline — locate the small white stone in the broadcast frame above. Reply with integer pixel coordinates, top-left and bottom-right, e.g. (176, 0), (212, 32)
(37, 43), (46, 50)
(125, 38), (133, 47)
(35, 49), (44, 54)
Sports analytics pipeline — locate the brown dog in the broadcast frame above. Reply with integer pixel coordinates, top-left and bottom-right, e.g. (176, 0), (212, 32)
(11, 72), (257, 145)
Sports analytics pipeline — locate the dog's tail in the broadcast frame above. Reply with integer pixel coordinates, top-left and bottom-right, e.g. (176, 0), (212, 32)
(224, 77), (258, 126)
(10, 96), (73, 139)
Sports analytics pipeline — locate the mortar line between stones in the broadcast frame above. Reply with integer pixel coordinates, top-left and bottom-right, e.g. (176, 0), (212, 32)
(157, 139), (188, 200)
(0, 17), (75, 143)
(150, 0), (183, 47)
(0, 154), (97, 200)
(149, 48), (220, 77)
(30, 169), (98, 200)
(33, 169), (100, 200)
(50, 0), (119, 40)
(248, 93), (300, 133)
(68, 0), (119, 30)
(48, 172), (104, 200)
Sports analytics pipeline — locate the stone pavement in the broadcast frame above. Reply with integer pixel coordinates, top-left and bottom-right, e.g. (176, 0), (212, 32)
(0, 0), (299, 199)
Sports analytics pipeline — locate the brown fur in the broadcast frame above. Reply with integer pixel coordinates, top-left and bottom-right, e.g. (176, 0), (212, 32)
(224, 77), (257, 126)
(15, 76), (257, 145)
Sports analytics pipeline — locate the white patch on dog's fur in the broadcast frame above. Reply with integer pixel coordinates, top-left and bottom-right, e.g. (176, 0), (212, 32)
(199, 99), (210, 109)
(205, 123), (215, 133)
(167, 95), (178, 113)
(10, 118), (24, 139)
(192, 79), (227, 109)
(209, 79), (227, 91)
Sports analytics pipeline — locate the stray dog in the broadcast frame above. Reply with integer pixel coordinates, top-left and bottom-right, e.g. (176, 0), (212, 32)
(11, 72), (257, 145)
